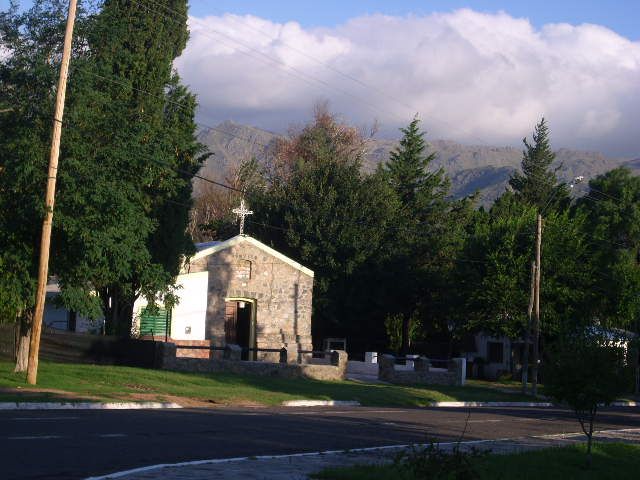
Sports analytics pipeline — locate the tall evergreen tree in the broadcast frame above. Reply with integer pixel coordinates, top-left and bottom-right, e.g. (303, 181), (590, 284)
(1, 0), (203, 354)
(509, 118), (568, 210)
(382, 116), (450, 353)
(54, 0), (202, 336)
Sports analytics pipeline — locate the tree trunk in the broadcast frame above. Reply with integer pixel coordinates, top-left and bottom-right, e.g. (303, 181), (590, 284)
(14, 310), (33, 373)
(101, 286), (135, 338)
(400, 314), (410, 355)
(632, 338), (640, 395)
(586, 410), (596, 469)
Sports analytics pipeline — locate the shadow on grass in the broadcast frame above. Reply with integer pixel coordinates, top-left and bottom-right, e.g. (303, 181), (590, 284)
(0, 360), (535, 407)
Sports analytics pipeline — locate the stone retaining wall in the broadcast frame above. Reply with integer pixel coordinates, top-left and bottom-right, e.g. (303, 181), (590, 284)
(158, 343), (348, 381)
(378, 355), (466, 386)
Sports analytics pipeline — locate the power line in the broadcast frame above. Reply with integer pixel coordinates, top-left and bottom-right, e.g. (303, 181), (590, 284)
(180, 2), (494, 145)
(133, 0), (409, 124)
(136, 0), (504, 146)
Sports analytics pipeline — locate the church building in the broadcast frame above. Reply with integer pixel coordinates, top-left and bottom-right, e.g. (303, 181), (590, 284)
(133, 203), (314, 358)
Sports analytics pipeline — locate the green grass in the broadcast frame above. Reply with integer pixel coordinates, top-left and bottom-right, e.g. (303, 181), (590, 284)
(467, 378), (548, 396)
(312, 443), (640, 480)
(0, 360), (536, 406)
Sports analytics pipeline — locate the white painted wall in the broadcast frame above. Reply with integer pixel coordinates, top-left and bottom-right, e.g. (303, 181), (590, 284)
(44, 285), (104, 334)
(170, 271), (208, 340)
(132, 271), (209, 341)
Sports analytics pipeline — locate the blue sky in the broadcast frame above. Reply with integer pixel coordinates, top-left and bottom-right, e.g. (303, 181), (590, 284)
(3, 1), (640, 155)
(3, 1), (639, 40)
(187, 0), (640, 40)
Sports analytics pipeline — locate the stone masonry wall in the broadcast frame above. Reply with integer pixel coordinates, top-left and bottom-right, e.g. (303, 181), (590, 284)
(187, 240), (314, 357)
(378, 355), (466, 386)
(158, 343), (347, 381)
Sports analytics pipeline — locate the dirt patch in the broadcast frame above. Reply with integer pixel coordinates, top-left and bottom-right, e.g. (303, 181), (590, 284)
(0, 387), (272, 408)
(107, 392), (267, 408)
(0, 386), (104, 402)
(124, 383), (158, 392)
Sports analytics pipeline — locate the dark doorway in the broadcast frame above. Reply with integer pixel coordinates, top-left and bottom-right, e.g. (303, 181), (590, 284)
(67, 311), (77, 332)
(224, 300), (255, 360)
(237, 302), (251, 360)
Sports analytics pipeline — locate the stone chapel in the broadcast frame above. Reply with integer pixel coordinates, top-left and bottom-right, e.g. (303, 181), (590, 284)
(133, 234), (314, 359)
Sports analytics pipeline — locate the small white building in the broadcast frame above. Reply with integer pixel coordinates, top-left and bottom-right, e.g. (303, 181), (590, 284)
(44, 282), (101, 334)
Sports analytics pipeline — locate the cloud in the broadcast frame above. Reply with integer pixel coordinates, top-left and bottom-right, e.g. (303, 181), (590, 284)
(175, 9), (640, 157)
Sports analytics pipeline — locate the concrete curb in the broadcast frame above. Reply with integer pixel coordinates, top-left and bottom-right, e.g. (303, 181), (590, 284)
(85, 427), (640, 480)
(428, 401), (554, 408)
(281, 400), (361, 407)
(281, 400), (639, 408)
(0, 402), (183, 410)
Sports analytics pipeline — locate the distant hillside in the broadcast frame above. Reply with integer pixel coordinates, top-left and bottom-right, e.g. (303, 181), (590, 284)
(196, 121), (631, 206)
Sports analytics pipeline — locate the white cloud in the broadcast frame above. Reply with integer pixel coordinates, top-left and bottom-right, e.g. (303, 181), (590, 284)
(175, 9), (640, 157)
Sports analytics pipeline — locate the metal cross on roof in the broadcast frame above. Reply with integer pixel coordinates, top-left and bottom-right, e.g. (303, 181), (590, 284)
(232, 198), (253, 235)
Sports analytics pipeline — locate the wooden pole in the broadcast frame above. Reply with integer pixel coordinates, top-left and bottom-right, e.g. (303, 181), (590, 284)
(531, 213), (543, 397)
(522, 260), (535, 394)
(26, 0), (78, 385)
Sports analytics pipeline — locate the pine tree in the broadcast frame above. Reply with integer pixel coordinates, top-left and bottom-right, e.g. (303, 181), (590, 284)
(382, 116), (450, 353)
(509, 118), (568, 210)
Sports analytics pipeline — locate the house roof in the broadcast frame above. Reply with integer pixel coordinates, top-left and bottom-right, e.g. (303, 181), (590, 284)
(190, 235), (314, 278)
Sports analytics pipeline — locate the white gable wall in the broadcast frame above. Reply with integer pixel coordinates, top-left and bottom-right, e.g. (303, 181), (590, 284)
(132, 271), (209, 341)
(170, 271), (208, 340)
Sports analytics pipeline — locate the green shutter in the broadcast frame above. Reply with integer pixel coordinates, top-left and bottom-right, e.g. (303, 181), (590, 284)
(139, 307), (171, 337)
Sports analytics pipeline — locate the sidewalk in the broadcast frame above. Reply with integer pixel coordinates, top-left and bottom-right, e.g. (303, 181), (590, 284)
(88, 427), (640, 480)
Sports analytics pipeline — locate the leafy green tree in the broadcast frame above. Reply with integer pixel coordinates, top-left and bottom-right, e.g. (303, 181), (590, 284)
(546, 332), (630, 467)
(462, 193), (593, 349)
(0, 0), (82, 370)
(1, 0), (202, 351)
(576, 167), (640, 393)
(509, 118), (568, 210)
(248, 107), (399, 346)
(53, 0), (202, 336)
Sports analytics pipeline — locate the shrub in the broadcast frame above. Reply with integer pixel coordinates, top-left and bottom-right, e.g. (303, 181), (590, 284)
(393, 443), (488, 479)
(545, 331), (630, 467)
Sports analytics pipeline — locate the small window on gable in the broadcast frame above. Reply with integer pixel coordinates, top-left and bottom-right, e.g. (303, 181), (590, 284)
(487, 341), (504, 363)
(236, 260), (251, 280)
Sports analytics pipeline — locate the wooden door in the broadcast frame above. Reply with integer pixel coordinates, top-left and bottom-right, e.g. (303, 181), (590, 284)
(225, 302), (238, 344)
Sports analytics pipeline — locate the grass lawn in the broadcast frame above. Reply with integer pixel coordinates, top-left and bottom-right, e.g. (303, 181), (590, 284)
(467, 378), (547, 396)
(0, 360), (535, 406)
(312, 443), (640, 480)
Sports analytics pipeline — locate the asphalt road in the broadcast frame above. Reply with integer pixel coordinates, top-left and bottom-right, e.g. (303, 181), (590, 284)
(1, 406), (639, 480)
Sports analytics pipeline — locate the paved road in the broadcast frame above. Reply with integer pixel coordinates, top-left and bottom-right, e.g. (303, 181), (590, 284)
(1, 406), (639, 479)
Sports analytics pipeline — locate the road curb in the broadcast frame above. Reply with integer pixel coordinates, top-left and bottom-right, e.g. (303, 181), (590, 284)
(281, 400), (361, 407)
(0, 401), (183, 410)
(280, 400), (638, 408)
(428, 401), (554, 408)
(84, 427), (640, 480)
(423, 401), (638, 408)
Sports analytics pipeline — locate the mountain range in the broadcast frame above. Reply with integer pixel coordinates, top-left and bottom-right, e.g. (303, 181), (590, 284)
(196, 121), (637, 206)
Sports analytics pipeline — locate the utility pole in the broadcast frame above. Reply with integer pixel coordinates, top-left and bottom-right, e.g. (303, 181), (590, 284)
(531, 213), (543, 397)
(522, 260), (535, 394)
(26, 0), (78, 385)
